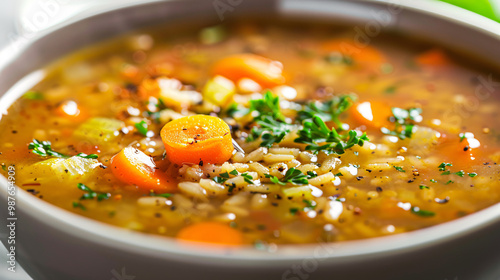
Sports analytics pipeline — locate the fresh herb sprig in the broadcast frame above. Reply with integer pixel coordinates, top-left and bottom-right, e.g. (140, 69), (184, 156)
(297, 94), (356, 129)
(77, 183), (111, 201)
(28, 139), (98, 159)
(246, 92), (294, 148)
(381, 107), (422, 139)
(294, 116), (368, 155)
(265, 168), (315, 185)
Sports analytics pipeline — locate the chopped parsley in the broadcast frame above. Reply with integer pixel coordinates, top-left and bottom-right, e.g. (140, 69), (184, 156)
(246, 92), (292, 147)
(149, 191), (172, 198)
(419, 185), (430, 190)
(441, 171), (451, 175)
(213, 171), (231, 184)
(134, 120), (149, 136)
(241, 173), (254, 184)
(77, 183), (111, 201)
(297, 94), (356, 129)
(394, 166), (405, 172)
(411, 207), (435, 217)
(229, 169), (239, 176)
(438, 162), (453, 171)
(430, 179), (437, 183)
(445, 180), (454, 185)
(381, 107), (422, 139)
(289, 208), (300, 215)
(72, 201), (86, 211)
(454, 170), (465, 177)
(28, 139), (98, 159)
(303, 199), (317, 210)
(468, 172), (478, 178)
(294, 116), (368, 155)
(334, 172), (343, 177)
(265, 168), (314, 185)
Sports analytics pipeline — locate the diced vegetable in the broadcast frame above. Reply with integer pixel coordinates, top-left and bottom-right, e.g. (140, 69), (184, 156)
(160, 115), (233, 165)
(110, 146), (176, 192)
(352, 101), (393, 129)
(416, 49), (449, 66)
(212, 54), (285, 88)
(18, 156), (101, 184)
(202, 75), (235, 106)
(74, 117), (124, 146)
(177, 222), (243, 245)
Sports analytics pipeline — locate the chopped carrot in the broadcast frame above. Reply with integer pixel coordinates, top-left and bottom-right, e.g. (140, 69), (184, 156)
(211, 53), (285, 88)
(439, 135), (482, 169)
(110, 146), (177, 192)
(177, 222), (243, 245)
(416, 49), (449, 66)
(160, 115), (233, 165)
(321, 39), (385, 65)
(55, 100), (87, 122)
(352, 101), (393, 129)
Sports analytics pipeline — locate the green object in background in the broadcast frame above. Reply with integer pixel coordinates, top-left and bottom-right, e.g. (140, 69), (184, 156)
(439, 0), (500, 22)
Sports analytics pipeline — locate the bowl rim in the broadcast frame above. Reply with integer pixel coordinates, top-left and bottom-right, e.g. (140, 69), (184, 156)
(2, 0), (500, 265)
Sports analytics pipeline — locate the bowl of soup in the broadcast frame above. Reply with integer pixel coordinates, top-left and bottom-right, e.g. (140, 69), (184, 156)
(2, 0), (500, 279)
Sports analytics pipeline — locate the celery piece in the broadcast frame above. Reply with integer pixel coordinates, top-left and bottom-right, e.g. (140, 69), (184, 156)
(202, 75), (235, 106)
(74, 117), (124, 146)
(18, 156), (101, 184)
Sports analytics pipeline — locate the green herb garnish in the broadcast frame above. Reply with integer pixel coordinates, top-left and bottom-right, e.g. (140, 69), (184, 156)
(28, 139), (98, 159)
(394, 166), (405, 172)
(419, 185), (430, 189)
(411, 207), (435, 217)
(445, 180), (454, 185)
(381, 107), (422, 139)
(265, 168), (313, 185)
(241, 173), (254, 184)
(454, 170), (465, 177)
(468, 172), (478, 178)
(77, 183), (111, 201)
(246, 92), (292, 147)
(438, 162), (453, 171)
(297, 94), (356, 128)
(294, 116), (368, 155)
(134, 120), (149, 136)
(303, 199), (317, 209)
(72, 202), (87, 211)
(229, 169), (238, 176)
(149, 191), (172, 198)
(430, 179), (437, 183)
(289, 208), (300, 215)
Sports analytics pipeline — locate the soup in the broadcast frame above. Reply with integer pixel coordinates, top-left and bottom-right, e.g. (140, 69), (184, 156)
(1, 22), (500, 247)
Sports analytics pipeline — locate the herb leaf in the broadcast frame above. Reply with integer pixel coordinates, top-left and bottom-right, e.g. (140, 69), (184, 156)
(28, 139), (98, 159)
(249, 91), (284, 121)
(297, 94), (356, 129)
(294, 116), (368, 155)
(77, 183), (111, 201)
(381, 107), (422, 139)
(411, 206), (435, 217)
(134, 120), (149, 136)
(265, 168), (314, 185)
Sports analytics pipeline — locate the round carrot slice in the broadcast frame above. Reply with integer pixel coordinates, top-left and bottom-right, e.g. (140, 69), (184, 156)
(177, 222), (243, 245)
(160, 115), (233, 165)
(110, 146), (177, 192)
(212, 53), (285, 88)
(352, 101), (393, 129)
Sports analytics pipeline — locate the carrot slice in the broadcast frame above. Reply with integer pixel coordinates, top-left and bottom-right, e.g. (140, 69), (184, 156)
(160, 115), (233, 165)
(321, 39), (385, 65)
(416, 49), (449, 66)
(177, 222), (243, 245)
(439, 135), (482, 169)
(352, 101), (393, 129)
(212, 54), (285, 88)
(110, 146), (177, 192)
